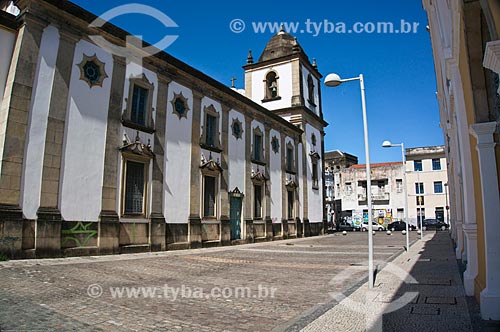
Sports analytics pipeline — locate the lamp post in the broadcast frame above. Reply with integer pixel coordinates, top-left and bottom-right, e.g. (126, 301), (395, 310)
(444, 182), (449, 225)
(382, 140), (409, 251)
(417, 170), (423, 240)
(324, 73), (374, 289)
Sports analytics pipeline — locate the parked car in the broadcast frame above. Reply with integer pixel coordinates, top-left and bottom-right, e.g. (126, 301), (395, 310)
(387, 220), (417, 232)
(422, 219), (449, 231)
(336, 221), (354, 232)
(361, 221), (385, 231)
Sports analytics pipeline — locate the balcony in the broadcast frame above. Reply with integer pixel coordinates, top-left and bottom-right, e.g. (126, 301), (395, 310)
(358, 192), (390, 203)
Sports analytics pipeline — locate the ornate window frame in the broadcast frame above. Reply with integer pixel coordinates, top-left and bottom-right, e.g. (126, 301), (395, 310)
(77, 53), (108, 88)
(262, 70), (281, 102)
(119, 134), (154, 218)
(231, 117), (243, 140)
(252, 126), (265, 165)
(123, 74), (155, 133)
(251, 169), (266, 220)
(309, 151), (321, 190)
(200, 159), (222, 220)
(200, 104), (222, 152)
(271, 135), (280, 154)
(171, 92), (190, 119)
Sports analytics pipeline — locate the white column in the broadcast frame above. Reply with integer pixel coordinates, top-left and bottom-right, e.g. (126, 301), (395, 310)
(470, 122), (500, 320)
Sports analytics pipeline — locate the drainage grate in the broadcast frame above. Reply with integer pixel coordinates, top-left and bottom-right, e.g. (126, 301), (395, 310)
(425, 296), (457, 305)
(410, 306), (441, 315)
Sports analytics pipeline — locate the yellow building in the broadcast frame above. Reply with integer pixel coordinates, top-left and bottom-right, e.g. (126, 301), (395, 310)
(422, 0), (500, 320)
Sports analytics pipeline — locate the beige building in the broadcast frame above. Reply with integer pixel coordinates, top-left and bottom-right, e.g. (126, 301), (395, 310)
(405, 146), (449, 225)
(422, 0), (500, 320)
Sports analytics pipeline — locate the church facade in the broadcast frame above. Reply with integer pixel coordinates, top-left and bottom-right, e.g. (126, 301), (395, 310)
(0, 0), (327, 258)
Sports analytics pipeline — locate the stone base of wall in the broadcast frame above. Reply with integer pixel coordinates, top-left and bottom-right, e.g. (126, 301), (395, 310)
(0, 213), (326, 259)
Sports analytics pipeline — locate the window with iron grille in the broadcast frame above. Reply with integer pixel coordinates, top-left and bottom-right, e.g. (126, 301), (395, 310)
(204, 175), (216, 217)
(124, 161), (145, 214)
(254, 184), (262, 219)
(287, 190), (294, 219)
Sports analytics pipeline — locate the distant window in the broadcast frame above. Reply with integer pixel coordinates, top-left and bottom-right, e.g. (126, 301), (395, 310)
(124, 161), (146, 215)
(203, 175), (216, 218)
(311, 133), (317, 147)
(307, 74), (315, 105)
(416, 195), (424, 206)
(286, 145), (294, 172)
(414, 160), (423, 172)
(346, 182), (352, 195)
(432, 159), (441, 170)
(396, 179), (403, 193)
(205, 114), (217, 147)
(124, 75), (154, 131)
(131, 85), (149, 126)
(417, 208), (425, 222)
(415, 182), (424, 194)
(201, 105), (220, 150)
(312, 160), (319, 188)
(287, 190), (294, 219)
(254, 184), (262, 219)
(434, 181), (443, 193)
(253, 127), (264, 162)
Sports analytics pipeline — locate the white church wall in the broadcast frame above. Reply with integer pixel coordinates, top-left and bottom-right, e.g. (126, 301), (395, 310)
(0, 27), (15, 112)
(228, 109), (245, 195)
(20, 25), (60, 220)
(305, 123), (323, 223)
(269, 129), (282, 223)
(164, 81), (193, 224)
(60, 39), (113, 221)
(250, 62), (293, 110)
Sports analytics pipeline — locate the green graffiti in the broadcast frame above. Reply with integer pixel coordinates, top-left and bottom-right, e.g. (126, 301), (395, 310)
(61, 221), (97, 248)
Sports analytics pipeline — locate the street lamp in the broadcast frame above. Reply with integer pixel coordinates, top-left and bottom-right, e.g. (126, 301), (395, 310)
(382, 140), (409, 251)
(444, 183), (449, 225)
(325, 73), (374, 289)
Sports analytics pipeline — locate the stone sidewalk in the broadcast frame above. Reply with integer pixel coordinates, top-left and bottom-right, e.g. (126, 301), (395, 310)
(302, 231), (474, 332)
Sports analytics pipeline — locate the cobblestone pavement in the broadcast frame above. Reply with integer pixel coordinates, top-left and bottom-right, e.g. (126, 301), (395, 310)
(302, 231), (474, 332)
(0, 231), (418, 332)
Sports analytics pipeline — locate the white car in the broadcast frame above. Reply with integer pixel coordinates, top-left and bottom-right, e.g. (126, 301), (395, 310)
(361, 221), (386, 231)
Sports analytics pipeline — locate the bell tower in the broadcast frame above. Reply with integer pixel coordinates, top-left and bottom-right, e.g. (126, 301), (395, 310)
(243, 28), (325, 128)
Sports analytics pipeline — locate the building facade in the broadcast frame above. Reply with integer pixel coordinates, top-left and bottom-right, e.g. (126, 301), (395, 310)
(325, 146), (449, 229)
(327, 160), (406, 228)
(324, 150), (358, 224)
(423, 0), (500, 320)
(0, 0), (327, 258)
(405, 146), (449, 225)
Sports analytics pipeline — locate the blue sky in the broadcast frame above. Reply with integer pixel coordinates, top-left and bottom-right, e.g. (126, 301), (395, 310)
(71, 0), (442, 164)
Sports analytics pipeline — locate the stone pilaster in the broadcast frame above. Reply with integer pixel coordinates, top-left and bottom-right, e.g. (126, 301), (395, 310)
(470, 122), (500, 320)
(0, 15), (44, 206)
(281, 218), (289, 239)
(35, 207), (62, 258)
(188, 91), (203, 248)
(264, 123), (271, 219)
(98, 55), (125, 254)
(265, 217), (273, 240)
(462, 223), (478, 296)
(149, 76), (170, 251)
(220, 217), (230, 246)
(220, 105), (230, 220)
(243, 113), (253, 239)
